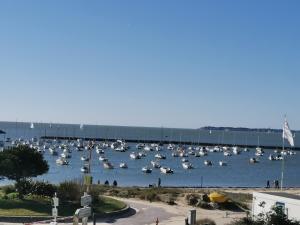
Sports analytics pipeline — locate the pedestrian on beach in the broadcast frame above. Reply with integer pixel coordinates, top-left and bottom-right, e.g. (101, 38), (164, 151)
(266, 180), (270, 188)
(156, 217), (159, 225)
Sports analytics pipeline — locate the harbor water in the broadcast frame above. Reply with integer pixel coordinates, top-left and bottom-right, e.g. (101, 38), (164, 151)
(0, 121), (299, 187)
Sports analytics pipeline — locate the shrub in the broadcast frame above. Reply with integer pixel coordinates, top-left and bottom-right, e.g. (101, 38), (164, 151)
(31, 181), (57, 197)
(186, 194), (200, 206)
(57, 181), (83, 203)
(196, 201), (213, 209)
(2, 185), (15, 195)
(15, 179), (32, 197)
(196, 218), (216, 225)
(6, 192), (19, 199)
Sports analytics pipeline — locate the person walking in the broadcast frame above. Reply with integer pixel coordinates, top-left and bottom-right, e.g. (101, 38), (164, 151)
(266, 180), (270, 188)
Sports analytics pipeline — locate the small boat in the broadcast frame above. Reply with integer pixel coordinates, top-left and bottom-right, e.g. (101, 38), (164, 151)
(81, 166), (89, 173)
(244, 148), (249, 152)
(99, 156), (108, 162)
(199, 151), (208, 156)
(130, 152), (141, 159)
(56, 157), (69, 165)
(96, 148), (104, 154)
(232, 147), (241, 155)
(160, 167), (174, 174)
(142, 166), (152, 173)
(181, 158), (189, 162)
(136, 143), (145, 149)
(250, 157), (259, 163)
(119, 162), (128, 168)
(103, 162), (114, 169)
(155, 154), (166, 159)
(49, 148), (58, 156)
(167, 144), (175, 150)
(81, 156), (89, 161)
(179, 152), (188, 157)
(171, 152), (179, 157)
(138, 152), (147, 157)
(61, 152), (71, 158)
(255, 152), (263, 157)
(151, 160), (161, 168)
(204, 160), (212, 166)
(219, 161), (227, 166)
(224, 151), (232, 156)
(182, 162), (193, 169)
(144, 145), (153, 151)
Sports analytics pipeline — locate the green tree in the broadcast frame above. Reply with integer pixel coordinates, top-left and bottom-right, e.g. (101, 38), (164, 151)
(0, 146), (49, 197)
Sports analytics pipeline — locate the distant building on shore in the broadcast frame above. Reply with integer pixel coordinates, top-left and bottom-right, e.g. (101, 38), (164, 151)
(252, 192), (300, 221)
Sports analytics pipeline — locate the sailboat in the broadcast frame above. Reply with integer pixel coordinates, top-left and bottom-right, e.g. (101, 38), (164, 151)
(30, 122), (35, 129)
(80, 124), (84, 130)
(280, 117), (295, 189)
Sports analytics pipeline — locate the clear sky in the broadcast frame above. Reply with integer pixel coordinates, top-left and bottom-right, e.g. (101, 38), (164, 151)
(0, 0), (299, 129)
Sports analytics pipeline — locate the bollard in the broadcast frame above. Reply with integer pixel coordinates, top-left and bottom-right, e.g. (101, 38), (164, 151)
(188, 209), (196, 225)
(93, 213), (96, 225)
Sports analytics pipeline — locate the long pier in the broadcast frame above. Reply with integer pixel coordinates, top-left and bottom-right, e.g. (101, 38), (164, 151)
(41, 136), (300, 150)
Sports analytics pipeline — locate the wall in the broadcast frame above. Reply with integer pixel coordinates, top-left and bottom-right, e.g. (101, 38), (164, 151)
(252, 192), (300, 221)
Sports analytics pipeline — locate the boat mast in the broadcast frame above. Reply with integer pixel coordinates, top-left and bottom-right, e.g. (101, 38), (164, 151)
(280, 116), (286, 190)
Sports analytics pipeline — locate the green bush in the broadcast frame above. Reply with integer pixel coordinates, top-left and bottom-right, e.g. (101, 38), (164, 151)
(15, 179), (32, 197)
(31, 181), (57, 197)
(228, 206), (300, 225)
(57, 181), (83, 203)
(6, 192), (19, 199)
(2, 185), (15, 195)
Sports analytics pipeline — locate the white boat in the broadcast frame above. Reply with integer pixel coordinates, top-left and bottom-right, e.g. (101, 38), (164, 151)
(250, 157), (258, 163)
(144, 145), (152, 151)
(181, 158), (189, 162)
(256, 147), (264, 153)
(224, 151), (232, 156)
(56, 157), (69, 165)
(244, 148), (249, 152)
(167, 144), (175, 150)
(219, 161), (227, 166)
(151, 160), (161, 168)
(142, 166), (152, 173)
(61, 152), (71, 158)
(103, 162), (114, 169)
(96, 148), (104, 154)
(204, 160), (212, 166)
(160, 167), (174, 174)
(81, 166), (88, 173)
(199, 151), (207, 156)
(182, 162), (193, 169)
(155, 153), (166, 159)
(119, 162), (128, 168)
(171, 152), (179, 157)
(81, 156), (89, 161)
(115, 146), (126, 152)
(255, 152), (263, 157)
(232, 146), (241, 155)
(138, 152), (146, 157)
(99, 156), (108, 162)
(130, 152), (141, 160)
(49, 148), (58, 156)
(179, 152), (188, 157)
(136, 143), (145, 149)
(155, 146), (162, 151)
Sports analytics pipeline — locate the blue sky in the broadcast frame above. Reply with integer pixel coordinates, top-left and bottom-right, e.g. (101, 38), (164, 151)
(0, 0), (299, 129)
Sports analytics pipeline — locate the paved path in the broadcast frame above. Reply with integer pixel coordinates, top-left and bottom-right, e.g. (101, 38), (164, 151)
(97, 199), (181, 225)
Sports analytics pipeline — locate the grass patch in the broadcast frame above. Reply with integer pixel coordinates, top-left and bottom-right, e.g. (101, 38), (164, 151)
(0, 196), (125, 216)
(94, 196), (126, 214)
